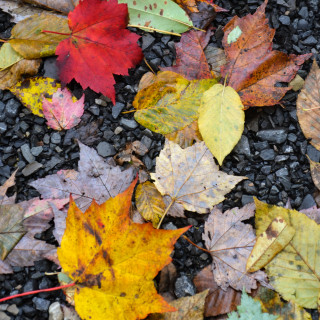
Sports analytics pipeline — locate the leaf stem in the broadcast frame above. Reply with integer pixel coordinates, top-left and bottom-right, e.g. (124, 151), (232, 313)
(0, 282), (76, 303)
(121, 110), (135, 114)
(0, 39), (7, 43)
(42, 30), (71, 36)
(157, 198), (175, 229)
(183, 235), (212, 253)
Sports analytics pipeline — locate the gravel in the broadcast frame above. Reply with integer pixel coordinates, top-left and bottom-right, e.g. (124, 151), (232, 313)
(0, 0), (320, 318)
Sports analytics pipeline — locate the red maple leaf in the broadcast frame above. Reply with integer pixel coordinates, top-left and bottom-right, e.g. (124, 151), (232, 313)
(54, 0), (143, 104)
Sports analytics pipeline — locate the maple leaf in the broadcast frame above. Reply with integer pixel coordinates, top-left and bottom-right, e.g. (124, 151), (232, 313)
(203, 203), (270, 292)
(42, 88), (84, 130)
(54, 0), (143, 104)
(221, 0), (312, 107)
(30, 141), (136, 212)
(175, 0), (227, 13)
(161, 29), (214, 80)
(297, 60), (320, 151)
(58, 178), (189, 320)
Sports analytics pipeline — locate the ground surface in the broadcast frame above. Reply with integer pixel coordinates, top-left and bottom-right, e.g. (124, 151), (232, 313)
(0, 0), (320, 319)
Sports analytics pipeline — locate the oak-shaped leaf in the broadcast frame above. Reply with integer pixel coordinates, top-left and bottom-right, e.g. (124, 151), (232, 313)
(194, 266), (242, 317)
(30, 141), (136, 212)
(42, 88), (84, 130)
(55, 0), (143, 104)
(133, 71), (217, 135)
(151, 140), (246, 214)
(203, 203), (270, 292)
(161, 29), (214, 80)
(221, 0), (311, 107)
(255, 198), (320, 308)
(297, 60), (320, 151)
(58, 178), (189, 320)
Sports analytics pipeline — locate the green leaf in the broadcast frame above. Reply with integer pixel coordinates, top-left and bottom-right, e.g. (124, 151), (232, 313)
(0, 43), (23, 70)
(198, 84), (245, 165)
(134, 71), (217, 135)
(227, 290), (278, 320)
(119, 0), (193, 34)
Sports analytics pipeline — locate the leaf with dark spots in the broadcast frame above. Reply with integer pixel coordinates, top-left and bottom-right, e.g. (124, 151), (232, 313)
(58, 178), (189, 320)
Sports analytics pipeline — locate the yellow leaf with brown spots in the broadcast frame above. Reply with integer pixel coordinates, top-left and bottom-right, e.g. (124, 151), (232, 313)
(58, 178), (189, 320)
(255, 198), (320, 309)
(246, 216), (295, 272)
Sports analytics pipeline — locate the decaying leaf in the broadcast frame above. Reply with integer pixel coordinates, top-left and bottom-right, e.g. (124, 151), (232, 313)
(9, 13), (70, 59)
(203, 203), (269, 292)
(55, 0), (143, 104)
(175, 0), (227, 13)
(0, 58), (40, 90)
(134, 72), (217, 135)
(0, 43), (23, 70)
(227, 290), (277, 320)
(149, 290), (209, 320)
(135, 182), (166, 227)
(114, 141), (147, 168)
(221, 0), (311, 107)
(246, 216), (295, 272)
(10, 77), (62, 117)
(165, 121), (202, 149)
(42, 88), (84, 130)
(256, 287), (312, 320)
(198, 84), (245, 165)
(297, 60), (320, 151)
(119, 0), (193, 34)
(194, 266), (242, 317)
(22, 0), (79, 14)
(30, 141), (136, 212)
(58, 179), (189, 320)
(151, 140), (246, 214)
(0, 169), (17, 204)
(161, 29), (214, 80)
(204, 45), (227, 78)
(255, 198), (320, 308)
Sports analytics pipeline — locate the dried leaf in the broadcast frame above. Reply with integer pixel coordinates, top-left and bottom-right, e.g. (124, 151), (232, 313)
(246, 216), (295, 272)
(194, 266), (242, 317)
(198, 84), (245, 165)
(0, 169), (17, 204)
(22, 0), (79, 14)
(10, 77), (63, 117)
(255, 198), (320, 308)
(161, 29), (214, 80)
(58, 179), (189, 320)
(135, 182), (166, 227)
(221, 0), (311, 107)
(256, 287), (312, 320)
(204, 45), (227, 78)
(9, 13), (70, 59)
(203, 203), (269, 292)
(297, 60), (320, 151)
(42, 88), (84, 130)
(165, 121), (202, 149)
(133, 72), (217, 135)
(55, 0), (143, 104)
(30, 141), (136, 212)
(289, 74), (305, 92)
(0, 58), (40, 89)
(151, 140), (246, 214)
(0, 43), (23, 70)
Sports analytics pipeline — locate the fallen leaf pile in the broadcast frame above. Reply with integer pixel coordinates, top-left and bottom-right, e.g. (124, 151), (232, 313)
(0, 0), (319, 319)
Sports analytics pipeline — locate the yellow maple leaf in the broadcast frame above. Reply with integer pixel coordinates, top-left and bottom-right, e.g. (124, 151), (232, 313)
(58, 178), (189, 320)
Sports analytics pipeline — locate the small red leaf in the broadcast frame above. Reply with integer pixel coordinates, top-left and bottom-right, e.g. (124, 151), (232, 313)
(42, 88), (84, 130)
(55, 0), (143, 104)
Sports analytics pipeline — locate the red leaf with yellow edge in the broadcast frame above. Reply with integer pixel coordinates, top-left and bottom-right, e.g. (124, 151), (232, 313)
(221, 0), (311, 107)
(55, 0), (143, 104)
(57, 178), (189, 320)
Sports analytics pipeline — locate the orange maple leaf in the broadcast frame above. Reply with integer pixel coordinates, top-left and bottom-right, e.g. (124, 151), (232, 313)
(57, 178), (189, 320)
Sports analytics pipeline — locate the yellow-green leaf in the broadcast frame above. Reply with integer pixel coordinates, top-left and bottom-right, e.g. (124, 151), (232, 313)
(0, 43), (23, 70)
(198, 84), (245, 165)
(9, 13), (70, 59)
(10, 77), (62, 117)
(135, 182), (166, 227)
(134, 71), (217, 135)
(255, 198), (320, 309)
(246, 216), (295, 272)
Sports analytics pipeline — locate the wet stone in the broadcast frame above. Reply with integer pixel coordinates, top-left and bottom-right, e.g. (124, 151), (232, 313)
(299, 194), (316, 210)
(0, 122), (7, 133)
(21, 144), (35, 164)
(142, 34), (155, 50)
(141, 136), (152, 150)
(241, 195), (254, 206)
(5, 99), (19, 118)
(97, 142), (116, 157)
(279, 15), (290, 25)
(174, 275), (196, 298)
(7, 304), (19, 315)
(22, 162), (43, 176)
(256, 129), (287, 144)
(32, 297), (50, 312)
(260, 149), (275, 161)
(307, 144), (320, 162)
(51, 133), (61, 144)
(302, 35), (317, 45)
(0, 312), (10, 320)
(112, 102), (125, 119)
(48, 302), (63, 320)
(234, 135), (251, 156)
(31, 146), (43, 157)
(298, 6), (308, 19)
(120, 118), (138, 130)
(275, 167), (289, 177)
